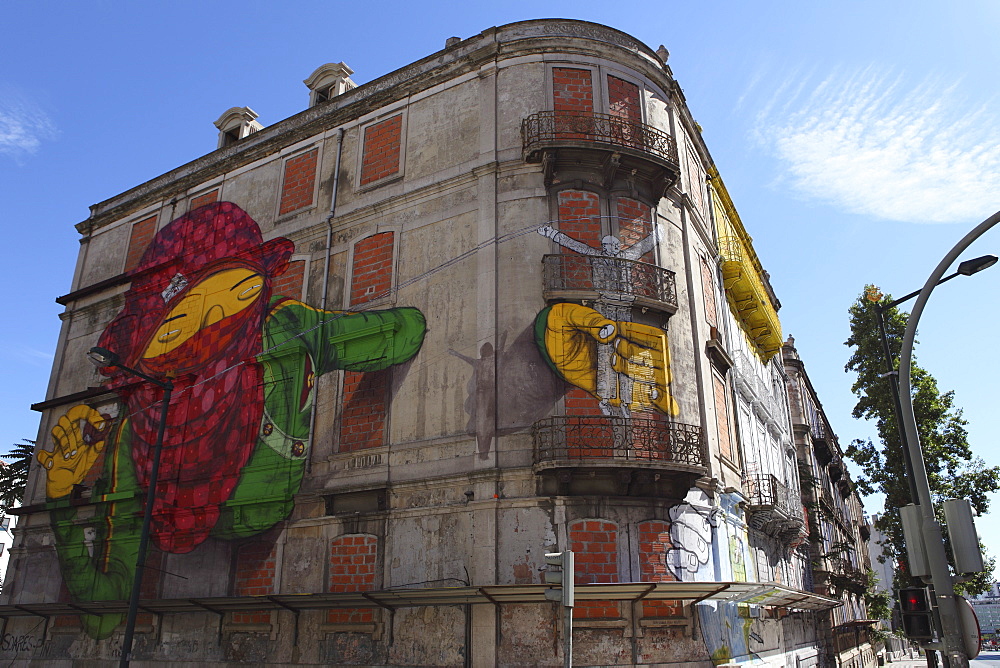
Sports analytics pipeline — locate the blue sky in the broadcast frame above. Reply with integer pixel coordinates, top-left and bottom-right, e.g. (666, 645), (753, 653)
(2, 1), (999, 571)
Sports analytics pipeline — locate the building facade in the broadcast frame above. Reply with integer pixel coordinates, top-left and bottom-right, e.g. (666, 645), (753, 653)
(3, 20), (857, 666)
(783, 338), (878, 668)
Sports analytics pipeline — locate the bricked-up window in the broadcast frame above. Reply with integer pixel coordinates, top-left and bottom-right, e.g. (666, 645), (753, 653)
(552, 67), (594, 114)
(617, 197), (655, 263)
(556, 191), (603, 417)
(233, 539), (277, 624)
(607, 76), (641, 122)
(714, 371), (737, 465)
(328, 534), (378, 624)
(340, 370), (388, 451)
(340, 232), (394, 451)
(272, 259), (306, 301)
(701, 257), (718, 328)
(278, 148), (318, 216)
(638, 520), (683, 618)
(360, 114), (403, 186)
(350, 232), (394, 306)
(190, 189), (220, 211)
(569, 519), (619, 619)
(124, 215), (157, 272)
(557, 190), (603, 251)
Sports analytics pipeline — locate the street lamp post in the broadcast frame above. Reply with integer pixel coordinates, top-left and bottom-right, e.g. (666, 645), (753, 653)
(874, 255), (998, 507)
(895, 211), (1000, 668)
(87, 346), (173, 668)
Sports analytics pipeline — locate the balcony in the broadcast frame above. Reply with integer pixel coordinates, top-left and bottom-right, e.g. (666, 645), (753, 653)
(541, 254), (677, 313)
(717, 236), (783, 360)
(522, 111), (680, 201)
(745, 473), (805, 540)
(532, 415), (706, 497)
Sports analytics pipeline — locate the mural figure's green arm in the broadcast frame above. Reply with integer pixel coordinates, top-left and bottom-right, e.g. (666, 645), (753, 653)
(215, 299), (426, 539)
(49, 421), (142, 639)
(262, 298), (427, 373)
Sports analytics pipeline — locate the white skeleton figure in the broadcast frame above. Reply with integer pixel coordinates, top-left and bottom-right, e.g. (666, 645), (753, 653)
(538, 223), (661, 418)
(538, 225), (659, 302)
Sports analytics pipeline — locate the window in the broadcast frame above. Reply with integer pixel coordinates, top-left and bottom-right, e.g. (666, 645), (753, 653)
(303, 62), (356, 108)
(358, 114), (404, 187)
(278, 148), (319, 216)
(212, 106), (262, 149)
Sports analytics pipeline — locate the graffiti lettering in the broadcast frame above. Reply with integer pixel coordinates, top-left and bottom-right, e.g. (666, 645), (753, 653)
(0, 633), (44, 652)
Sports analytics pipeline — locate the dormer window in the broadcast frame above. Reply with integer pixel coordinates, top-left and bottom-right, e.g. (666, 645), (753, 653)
(303, 62), (356, 108)
(213, 107), (263, 149)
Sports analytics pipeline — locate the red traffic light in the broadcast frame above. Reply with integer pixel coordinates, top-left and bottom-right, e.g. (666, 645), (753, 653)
(900, 588), (931, 612)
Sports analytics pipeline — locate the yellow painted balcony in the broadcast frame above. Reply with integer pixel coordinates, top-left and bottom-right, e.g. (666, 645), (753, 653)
(717, 236), (782, 359)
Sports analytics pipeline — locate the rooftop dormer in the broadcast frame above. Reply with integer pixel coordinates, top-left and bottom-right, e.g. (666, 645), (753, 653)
(304, 62), (356, 107)
(213, 106), (263, 149)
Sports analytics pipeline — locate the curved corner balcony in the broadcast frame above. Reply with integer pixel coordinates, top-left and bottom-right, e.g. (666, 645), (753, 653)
(745, 473), (804, 540)
(532, 415), (706, 497)
(542, 254), (677, 313)
(522, 111), (680, 199)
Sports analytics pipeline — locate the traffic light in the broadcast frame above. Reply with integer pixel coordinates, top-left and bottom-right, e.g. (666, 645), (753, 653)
(544, 551), (575, 607)
(898, 587), (935, 640)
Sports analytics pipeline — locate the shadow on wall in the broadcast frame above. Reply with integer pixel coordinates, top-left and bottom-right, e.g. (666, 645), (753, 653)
(451, 325), (566, 459)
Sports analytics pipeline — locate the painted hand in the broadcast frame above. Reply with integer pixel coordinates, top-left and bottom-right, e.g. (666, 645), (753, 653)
(535, 303), (679, 416)
(37, 405), (108, 498)
(536, 302), (616, 397)
(609, 320), (680, 416)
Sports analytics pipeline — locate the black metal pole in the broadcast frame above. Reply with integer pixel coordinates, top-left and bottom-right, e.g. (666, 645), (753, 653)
(119, 379), (172, 667)
(874, 304), (921, 506)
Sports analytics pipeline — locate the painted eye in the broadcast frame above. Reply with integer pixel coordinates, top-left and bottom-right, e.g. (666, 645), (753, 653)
(63, 452), (70, 460)
(237, 282), (263, 301)
(157, 328), (183, 343)
(46, 460), (53, 469)
(71, 450), (77, 457)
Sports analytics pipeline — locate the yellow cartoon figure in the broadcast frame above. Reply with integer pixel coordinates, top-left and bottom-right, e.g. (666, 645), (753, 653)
(37, 405), (108, 498)
(535, 302), (679, 416)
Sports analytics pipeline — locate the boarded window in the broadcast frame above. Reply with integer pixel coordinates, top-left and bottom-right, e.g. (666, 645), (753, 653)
(279, 148), (318, 215)
(360, 115), (403, 185)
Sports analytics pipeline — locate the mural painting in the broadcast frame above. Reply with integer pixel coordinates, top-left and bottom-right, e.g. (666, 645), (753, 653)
(36, 202), (426, 638)
(663, 488), (766, 666)
(534, 224), (678, 418)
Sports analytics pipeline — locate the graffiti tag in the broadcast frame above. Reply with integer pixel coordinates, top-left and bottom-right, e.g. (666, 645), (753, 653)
(0, 633), (44, 652)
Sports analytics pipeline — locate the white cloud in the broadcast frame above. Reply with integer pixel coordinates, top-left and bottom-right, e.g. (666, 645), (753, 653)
(0, 90), (57, 158)
(753, 67), (1000, 224)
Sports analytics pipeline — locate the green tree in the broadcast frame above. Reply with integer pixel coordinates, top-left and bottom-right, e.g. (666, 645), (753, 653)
(0, 439), (34, 515)
(845, 287), (1000, 594)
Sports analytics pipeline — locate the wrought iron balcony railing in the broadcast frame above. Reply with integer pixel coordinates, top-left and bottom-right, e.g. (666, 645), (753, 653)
(532, 416), (706, 469)
(541, 254), (677, 310)
(746, 473), (804, 535)
(522, 111), (679, 167)
(810, 418), (828, 442)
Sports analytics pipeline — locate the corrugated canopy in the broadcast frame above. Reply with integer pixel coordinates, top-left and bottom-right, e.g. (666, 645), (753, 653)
(0, 581), (839, 619)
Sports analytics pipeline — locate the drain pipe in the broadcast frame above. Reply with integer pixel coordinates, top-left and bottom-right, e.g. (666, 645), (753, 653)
(323, 128), (345, 311)
(307, 127), (344, 474)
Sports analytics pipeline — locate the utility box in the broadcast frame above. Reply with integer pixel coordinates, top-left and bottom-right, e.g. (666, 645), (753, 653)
(943, 499), (985, 575)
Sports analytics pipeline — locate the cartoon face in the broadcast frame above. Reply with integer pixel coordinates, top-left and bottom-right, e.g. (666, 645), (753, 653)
(601, 235), (622, 256)
(142, 267), (264, 359)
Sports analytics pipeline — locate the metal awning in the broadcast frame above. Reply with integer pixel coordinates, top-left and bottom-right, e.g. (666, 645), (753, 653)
(0, 581), (839, 619)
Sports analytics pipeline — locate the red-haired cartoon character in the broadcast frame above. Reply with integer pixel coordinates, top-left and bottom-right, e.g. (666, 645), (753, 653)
(38, 202), (425, 637)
